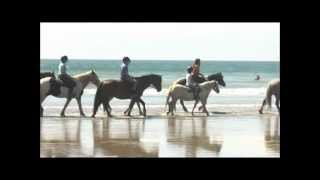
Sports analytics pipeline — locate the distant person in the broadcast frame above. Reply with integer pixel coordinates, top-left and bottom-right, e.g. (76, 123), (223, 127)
(186, 66), (200, 100)
(58, 55), (76, 99)
(120, 56), (137, 93)
(255, 75), (261, 81)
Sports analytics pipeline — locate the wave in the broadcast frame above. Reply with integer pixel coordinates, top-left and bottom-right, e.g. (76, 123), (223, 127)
(83, 87), (266, 97)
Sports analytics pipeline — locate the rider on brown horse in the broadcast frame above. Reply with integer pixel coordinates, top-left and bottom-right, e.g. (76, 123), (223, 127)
(120, 56), (137, 97)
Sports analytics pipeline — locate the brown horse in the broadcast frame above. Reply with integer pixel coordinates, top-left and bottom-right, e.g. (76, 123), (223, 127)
(91, 74), (162, 118)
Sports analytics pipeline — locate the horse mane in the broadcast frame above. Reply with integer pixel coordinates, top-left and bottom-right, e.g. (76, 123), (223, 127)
(207, 72), (222, 79)
(135, 74), (161, 80)
(199, 80), (218, 88)
(73, 70), (92, 78)
(40, 77), (52, 83)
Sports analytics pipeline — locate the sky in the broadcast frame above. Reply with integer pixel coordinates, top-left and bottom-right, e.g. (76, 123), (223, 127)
(40, 23), (280, 61)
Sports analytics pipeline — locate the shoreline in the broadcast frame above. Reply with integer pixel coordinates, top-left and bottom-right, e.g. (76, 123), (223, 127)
(41, 105), (278, 118)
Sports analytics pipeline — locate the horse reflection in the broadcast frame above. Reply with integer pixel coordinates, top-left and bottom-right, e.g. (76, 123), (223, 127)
(264, 115), (280, 154)
(93, 118), (158, 157)
(40, 118), (83, 157)
(166, 117), (223, 157)
(41, 117), (157, 157)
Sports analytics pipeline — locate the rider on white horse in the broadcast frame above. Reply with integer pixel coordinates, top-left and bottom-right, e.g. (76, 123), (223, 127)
(186, 66), (200, 101)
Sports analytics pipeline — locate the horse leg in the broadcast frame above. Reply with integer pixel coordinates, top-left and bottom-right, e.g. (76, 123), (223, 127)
(138, 98), (146, 116)
(180, 99), (189, 112)
(103, 103), (108, 112)
(106, 100), (113, 117)
(259, 98), (266, 114)
(137, 101), (144, 115)
(170, 99), (176, 116)
(191, 100), (199, 116)
(76, 96), (86, 117)
(103, 103), (108, 114)
(126, 99), (136, 116)
(60, 98), (72, 117)
(167, 100), (173, 115)
(198, 105), (204, 112)
(275, 96), (280, 114)
(91, 96), (102, 118)
(201, 100), (209, 116)
(40, 105), (43, 117)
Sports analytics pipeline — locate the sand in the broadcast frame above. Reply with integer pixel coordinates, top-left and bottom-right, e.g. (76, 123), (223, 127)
(40, 106), (280, 157)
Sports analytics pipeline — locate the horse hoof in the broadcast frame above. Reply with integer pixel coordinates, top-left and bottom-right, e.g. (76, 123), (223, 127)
(60, 114), (66, 117)
(258, 110), (263, 114)
(91, 115), (95, 118)
(81, 114), (86, 117)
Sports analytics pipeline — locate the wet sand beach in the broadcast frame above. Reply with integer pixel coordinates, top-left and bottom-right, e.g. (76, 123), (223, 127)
(40, 106), (280, 157)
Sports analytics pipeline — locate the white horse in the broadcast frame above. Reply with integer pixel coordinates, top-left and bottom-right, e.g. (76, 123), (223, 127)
(40, 76), (59, 117)
(165, 80), (220, 116)
(259, 79), (280, 114)
(46, 70), (100, 117)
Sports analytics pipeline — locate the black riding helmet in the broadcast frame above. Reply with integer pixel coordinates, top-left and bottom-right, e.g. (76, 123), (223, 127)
(122, 56), (131, 63)
(61, 55), (68, 63)
(194, 58), (201, 66)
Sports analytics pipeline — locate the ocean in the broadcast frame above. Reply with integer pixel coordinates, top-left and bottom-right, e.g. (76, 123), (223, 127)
(40, 59), (280, 111)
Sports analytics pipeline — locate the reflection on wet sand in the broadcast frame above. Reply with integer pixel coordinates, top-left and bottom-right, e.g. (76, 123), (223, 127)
(40, 117), (158, 157)
(264, 115), (280, 154)
(93, 118), (158, 157)
(165, 117), (223, 157)
(40, 113), (280, 157)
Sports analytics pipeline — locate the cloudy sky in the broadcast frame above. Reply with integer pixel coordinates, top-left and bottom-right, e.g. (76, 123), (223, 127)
(40, 23), (279, 61)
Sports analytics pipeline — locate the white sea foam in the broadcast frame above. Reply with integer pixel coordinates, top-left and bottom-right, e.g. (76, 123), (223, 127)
(83, 87), (266, 97)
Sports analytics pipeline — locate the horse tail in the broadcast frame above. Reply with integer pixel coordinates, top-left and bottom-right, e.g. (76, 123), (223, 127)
(266, 84), (273, 109)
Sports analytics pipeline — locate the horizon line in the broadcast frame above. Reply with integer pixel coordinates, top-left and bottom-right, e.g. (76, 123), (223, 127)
(41, 58), (279, 62)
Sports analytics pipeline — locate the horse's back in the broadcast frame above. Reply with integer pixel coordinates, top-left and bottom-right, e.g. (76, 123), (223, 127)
(269, 79), (280, 89)
(40, 77), (52, 84)
(267, 79), (280, 96)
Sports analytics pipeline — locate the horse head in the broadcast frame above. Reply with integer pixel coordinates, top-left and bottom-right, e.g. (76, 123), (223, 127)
(90, 70), (100, 87)
(211, 81), (220, 94)
(150, 74), (162, 92)
(208, 72), (226, 87)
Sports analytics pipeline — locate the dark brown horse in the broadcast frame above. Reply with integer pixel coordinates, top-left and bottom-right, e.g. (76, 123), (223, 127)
(174, 72), (226, 112)
(91, 74), (162, 117)
(40, 71), (55, 79)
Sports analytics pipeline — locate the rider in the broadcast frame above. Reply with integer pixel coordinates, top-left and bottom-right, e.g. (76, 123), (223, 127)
(58, 55), (76, 99)
(186, 66), (200, 100)
(120, 56), (137, 94)
(192, 58), (205, 80)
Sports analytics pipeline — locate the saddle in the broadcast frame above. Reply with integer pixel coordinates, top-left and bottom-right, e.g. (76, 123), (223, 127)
(55, 79), (67, 87)
(48, 79), (62, 96)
